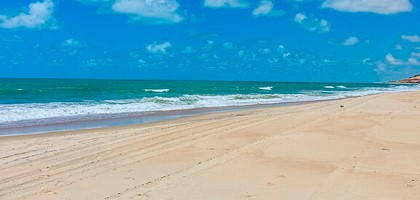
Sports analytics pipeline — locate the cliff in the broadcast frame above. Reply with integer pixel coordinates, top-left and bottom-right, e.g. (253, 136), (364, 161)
(399, 74), (420, 83)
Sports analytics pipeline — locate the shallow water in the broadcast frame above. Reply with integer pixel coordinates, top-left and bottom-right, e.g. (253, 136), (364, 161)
(0, 78), (418, 135)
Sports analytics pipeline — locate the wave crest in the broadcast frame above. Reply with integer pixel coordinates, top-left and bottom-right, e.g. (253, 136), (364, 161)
(144, 89), (170, 93)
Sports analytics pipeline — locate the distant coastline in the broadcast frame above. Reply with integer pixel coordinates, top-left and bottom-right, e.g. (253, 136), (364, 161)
(390, 74), (420, 84)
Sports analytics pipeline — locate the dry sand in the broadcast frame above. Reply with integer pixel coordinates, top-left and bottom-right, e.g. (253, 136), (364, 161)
(1, 91), (420, 200)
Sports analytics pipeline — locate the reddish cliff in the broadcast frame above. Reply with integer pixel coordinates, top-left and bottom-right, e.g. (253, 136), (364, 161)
(399, 74), (420, 83)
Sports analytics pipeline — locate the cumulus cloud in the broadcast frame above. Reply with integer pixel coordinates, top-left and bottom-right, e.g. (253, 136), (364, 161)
(385, 53), (404, 65)
(146, 41), (172, 54)
(277, 44), (292, 58)
(342, 36), (359, 46)
(252, 0), (285, 17)
(204, 0), (249, 8)
(112, 0), (183, 24)
(322, 0), (413, 15)
(385, 53), (420, 66)
(0, 0), (56, 29)
(294, 13), (306, 23)
(294, 13), (330, 33)
(401, 34), (420, 43)
(61, 38), (85, 47)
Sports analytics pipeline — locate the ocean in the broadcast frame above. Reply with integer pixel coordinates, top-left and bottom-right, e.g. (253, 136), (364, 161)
(0, 78), (418, 135)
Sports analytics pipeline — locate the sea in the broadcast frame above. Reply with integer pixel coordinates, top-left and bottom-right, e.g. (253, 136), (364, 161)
(0, 78), (419, 136)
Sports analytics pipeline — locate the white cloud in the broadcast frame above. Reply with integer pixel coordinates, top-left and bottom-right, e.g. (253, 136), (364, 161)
(294, 13), (330, 33)
(85, 59), (98, 67)
(411, 52), (420, 57)
(362, 57), (372, 64)
(408, 57), (420, 65)
(222, 42), (236, 50)
(276, 44), (292, 58)
(401, 34), (420, 43)
(294, 13), (307, 23)
(322, 0), (413, 15)
(146, 42), (172, 54)
(277, 44), (285, 52)
(395, 44), (403, 50)
(137, 59), (148, 67)
(204, 0), (249, 8)
(252, 0), (284, 17)
(252, 0), (272, 16)
(111, 0), (183, 24)
(0, 0), (56, 29)
(342, 36), (359, 46)
(386, 53), (404, 65)
(385, 53), (420, 66)
(282, 52), (291, 58)
(62, 38), (85, 47)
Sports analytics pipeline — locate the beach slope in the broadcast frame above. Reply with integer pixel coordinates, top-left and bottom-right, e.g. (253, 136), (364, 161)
(1, 91), (420, 200)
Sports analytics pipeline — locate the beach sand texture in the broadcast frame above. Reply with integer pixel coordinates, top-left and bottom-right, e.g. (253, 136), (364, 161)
(1, 91), (420, 200)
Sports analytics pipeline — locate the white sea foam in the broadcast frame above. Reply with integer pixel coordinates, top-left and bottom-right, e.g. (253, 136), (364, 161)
(324, 86), (335, 89)
(144, 89), (170, 93)
(0, 94), (331, 126)
(337, 85), (347, 89)
(1, 84), (419, 128)
(259, 86), (273, 91)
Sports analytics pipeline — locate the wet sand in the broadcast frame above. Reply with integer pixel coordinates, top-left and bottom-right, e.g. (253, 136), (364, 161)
(1, 91), (420, 199)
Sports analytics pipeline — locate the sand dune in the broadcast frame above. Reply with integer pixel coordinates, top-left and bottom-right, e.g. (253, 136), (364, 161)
(1, 91), (420, 200)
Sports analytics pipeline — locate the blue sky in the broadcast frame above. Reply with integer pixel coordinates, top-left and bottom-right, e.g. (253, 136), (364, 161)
(0, 0), (419, 82)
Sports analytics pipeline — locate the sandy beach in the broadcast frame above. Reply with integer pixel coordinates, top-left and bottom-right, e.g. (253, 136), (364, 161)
(1, 91), (420, 200)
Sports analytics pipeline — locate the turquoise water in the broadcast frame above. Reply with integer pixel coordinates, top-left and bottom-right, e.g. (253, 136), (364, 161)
(0, 78), (418, 133)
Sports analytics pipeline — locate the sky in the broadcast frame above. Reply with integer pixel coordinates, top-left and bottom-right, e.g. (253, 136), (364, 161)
(0, 0), (419, 82)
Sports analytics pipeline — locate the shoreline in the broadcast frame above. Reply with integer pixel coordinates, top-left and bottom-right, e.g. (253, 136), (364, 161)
(0, 100), (322, 140)
(0, 98), (337, 137)
(1, 91), (420, 199)
(2, 81), (418, 137)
